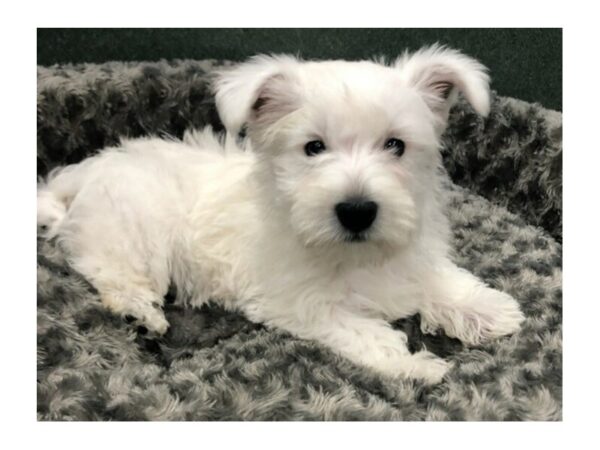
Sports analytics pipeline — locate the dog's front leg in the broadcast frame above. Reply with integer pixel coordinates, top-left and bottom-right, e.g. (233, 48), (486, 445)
(418, 261), (525, 346)
(264, 304), (450, 384)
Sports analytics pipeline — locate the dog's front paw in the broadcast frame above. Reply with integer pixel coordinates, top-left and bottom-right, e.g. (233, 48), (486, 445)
(452, 289), (524, 346)
(404, 350), (452, 385)
(368, 350), (451, 384)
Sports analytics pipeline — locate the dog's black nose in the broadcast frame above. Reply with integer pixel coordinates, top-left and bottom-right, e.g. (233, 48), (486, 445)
(335, 200), (378, 234)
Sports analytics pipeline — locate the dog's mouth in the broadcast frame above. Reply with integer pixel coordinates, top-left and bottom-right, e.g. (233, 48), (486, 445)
(344, 233), (368, 243)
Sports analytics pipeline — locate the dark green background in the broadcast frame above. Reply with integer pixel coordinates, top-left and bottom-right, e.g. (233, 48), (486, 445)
(37, 28), (562, 110)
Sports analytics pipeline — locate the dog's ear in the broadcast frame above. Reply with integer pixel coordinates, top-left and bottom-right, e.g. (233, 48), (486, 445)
(395, 44), (491, 132)
(213, 55), (299, 136)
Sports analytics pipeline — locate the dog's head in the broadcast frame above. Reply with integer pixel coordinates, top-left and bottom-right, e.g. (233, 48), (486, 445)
(214, 45), (490, 262)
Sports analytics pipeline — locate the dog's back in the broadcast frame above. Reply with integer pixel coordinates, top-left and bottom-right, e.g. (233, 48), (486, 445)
(36, 127), (258, 334)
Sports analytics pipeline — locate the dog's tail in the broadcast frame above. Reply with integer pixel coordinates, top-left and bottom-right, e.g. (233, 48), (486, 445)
(37, 163), (89, 239)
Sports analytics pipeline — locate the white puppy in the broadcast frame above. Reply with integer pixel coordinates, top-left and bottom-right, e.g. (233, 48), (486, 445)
(38, 45), (524, 384)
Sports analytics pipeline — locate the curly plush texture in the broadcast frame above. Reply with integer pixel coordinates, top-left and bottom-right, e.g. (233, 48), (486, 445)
(442, 96), (562, 241)
(37, 60), (562, 421)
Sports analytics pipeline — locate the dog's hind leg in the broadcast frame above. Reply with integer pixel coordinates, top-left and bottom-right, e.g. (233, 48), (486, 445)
(99, 285), (169, 335)
(57, 222), (172, 335)
(67, 251), (171, 335)
(63, 240), (172, 335)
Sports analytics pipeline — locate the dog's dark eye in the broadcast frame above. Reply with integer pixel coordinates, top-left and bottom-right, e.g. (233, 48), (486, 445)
(384, 138), (405, 157)
(304, 140), (326, 157)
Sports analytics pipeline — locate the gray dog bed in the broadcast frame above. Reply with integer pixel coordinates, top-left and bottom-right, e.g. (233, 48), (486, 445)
(37, 60), (562, 421)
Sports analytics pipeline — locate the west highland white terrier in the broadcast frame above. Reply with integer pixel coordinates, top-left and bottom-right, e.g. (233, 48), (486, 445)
(37, 45), (524, 384)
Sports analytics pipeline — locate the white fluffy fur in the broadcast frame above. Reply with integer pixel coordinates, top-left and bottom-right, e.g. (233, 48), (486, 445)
(38, 46), (523, 384)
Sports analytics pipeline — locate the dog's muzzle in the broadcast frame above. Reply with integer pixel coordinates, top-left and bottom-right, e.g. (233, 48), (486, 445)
(335, 199), (378, 235)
